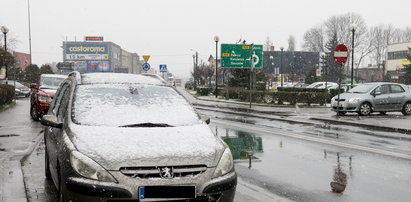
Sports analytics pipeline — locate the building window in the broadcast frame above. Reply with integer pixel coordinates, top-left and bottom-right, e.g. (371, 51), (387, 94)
(388, 50), (411, 60)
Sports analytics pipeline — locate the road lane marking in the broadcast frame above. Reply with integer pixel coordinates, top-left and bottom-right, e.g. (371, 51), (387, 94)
(213, 119), (411, 160)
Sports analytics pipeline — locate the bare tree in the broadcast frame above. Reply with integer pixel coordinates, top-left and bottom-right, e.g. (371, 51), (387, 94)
(401, 26), (411, 42)
(287, 35), (296, 51)
(369, 24), (404, 67)
(302, 26), (325, 52)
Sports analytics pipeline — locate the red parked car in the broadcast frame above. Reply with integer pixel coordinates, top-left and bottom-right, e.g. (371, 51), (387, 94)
(30, 74), (67, 121)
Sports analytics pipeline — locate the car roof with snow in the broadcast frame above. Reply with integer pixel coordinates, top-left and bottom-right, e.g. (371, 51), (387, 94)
(75, 72), (167, 86)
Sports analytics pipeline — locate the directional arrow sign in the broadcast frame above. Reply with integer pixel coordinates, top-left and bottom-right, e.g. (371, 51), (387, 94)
(221, 44), (263, 69)
(142, 62), (151, 71)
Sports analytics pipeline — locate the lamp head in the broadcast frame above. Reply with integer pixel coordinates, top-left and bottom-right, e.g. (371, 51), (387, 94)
(1, 26), (9, 34)
(214, 35), (220, 42)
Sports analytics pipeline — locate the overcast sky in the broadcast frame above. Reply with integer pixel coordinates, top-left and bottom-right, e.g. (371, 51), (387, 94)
(2, 0), (411, 78)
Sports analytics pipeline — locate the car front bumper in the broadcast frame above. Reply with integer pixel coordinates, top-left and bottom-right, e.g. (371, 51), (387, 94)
(331, 101), (360, 112)
(63, 172), (237, 202)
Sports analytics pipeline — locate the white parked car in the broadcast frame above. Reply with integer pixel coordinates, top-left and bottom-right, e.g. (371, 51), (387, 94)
(306, 82), (338, 89)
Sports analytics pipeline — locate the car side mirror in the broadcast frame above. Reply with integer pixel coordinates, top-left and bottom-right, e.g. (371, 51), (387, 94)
(201, 115), (210, 124)
(41, 115), (63, 128)
(30, 83), (37, 89)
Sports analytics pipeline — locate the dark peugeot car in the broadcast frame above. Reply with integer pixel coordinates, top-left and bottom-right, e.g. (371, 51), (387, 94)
(41, 72), (236, 202)
(0, 80), (31, 97)
(30, 74), (67, 120)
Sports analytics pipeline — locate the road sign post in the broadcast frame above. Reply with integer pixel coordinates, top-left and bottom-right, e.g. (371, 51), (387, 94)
(333, 44), (349, 117)
(142, 63), (150, 71)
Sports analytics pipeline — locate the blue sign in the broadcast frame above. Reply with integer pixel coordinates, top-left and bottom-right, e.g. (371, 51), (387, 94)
(159, 64), (167, 72)
(142, 63), (151, 71)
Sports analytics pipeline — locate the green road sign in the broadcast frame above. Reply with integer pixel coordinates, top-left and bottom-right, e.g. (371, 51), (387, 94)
(221, 44), (263, 68)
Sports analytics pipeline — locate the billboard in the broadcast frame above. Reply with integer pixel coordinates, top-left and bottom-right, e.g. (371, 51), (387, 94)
(62, 61), (110, 72)
(64, 43), (109, 61)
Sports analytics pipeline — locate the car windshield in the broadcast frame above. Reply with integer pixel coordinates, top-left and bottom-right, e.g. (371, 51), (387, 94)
(40, 77), (65, 89)
(72, 84), (200, 127)
(348, 83), (378, 93)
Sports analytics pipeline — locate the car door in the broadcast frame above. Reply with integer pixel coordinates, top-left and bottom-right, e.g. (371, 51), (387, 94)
(388, 84), (407, 110)
(373, 84), (390, 111)
(44, 81), (70, 185)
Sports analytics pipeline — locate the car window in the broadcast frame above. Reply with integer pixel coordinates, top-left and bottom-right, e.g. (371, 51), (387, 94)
(56, 83), (71, 122)
(52, 83), (69, 115)
(40, 77), (66, 90)
(348, 83), (377, 93)
(72, 84), (200, 127)
(374, 85), (390, 94)
(390, 85), (405, 93)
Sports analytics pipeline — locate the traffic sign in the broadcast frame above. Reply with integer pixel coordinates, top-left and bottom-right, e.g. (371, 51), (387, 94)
(142, 63), (151, 71)
(143, 55), (151, 62)
(159, 64), (167, 72)
(221, 44), (263, 68)
(334, 44), (349, 64)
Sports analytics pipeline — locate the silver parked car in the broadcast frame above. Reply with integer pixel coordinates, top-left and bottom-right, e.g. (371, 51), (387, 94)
(41, 72), (236, 202)
(331, 82), (411, 116)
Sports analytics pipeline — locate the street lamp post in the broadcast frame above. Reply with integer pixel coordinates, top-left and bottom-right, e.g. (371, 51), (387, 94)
(321, 52), (327, 88)
(1, 26), (9, 84)
(214, 36), (219, 98)
(270, 55), (274, 88)
(350, 23), (357, 87)
(280, 46), (284, 87)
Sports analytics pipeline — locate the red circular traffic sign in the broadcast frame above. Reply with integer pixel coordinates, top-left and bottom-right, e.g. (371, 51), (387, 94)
(333, 44), (349, 64)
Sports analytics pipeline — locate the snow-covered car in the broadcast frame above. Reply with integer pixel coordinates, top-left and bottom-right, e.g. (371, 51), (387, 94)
(41, 72), (236, 202)
(0, 80), (30, 97)
(331, 82), (411, 116)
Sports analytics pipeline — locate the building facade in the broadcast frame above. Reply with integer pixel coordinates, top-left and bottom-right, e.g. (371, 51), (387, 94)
(386, 42), (411, 72)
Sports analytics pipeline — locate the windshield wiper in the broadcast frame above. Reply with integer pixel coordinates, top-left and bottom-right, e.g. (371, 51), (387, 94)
(119, 123), (173, 128)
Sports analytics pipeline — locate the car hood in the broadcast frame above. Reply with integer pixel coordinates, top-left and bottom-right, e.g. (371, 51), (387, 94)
(68, 124), (225, 170)
(39, 88), (57, 96)
(333, 92), (372, 100)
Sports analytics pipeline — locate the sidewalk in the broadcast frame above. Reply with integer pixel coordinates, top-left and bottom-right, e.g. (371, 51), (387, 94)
(0, 160), (27, 202)
(178, 88), (411, 134)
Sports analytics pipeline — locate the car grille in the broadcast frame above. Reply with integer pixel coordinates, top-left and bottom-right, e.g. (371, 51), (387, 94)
(119, 165), (207, 178)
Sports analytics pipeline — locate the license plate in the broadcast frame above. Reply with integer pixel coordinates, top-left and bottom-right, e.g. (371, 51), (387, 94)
(139, 186), (196, 200)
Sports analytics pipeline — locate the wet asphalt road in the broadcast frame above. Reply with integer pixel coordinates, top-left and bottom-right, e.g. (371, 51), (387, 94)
(2, 97), (411, 201)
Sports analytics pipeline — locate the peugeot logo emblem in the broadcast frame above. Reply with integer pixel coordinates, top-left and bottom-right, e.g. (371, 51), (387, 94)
(159, 167), (173, 178)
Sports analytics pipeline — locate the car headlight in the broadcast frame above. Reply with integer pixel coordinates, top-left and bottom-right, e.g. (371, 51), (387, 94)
(70, 151), (117, 183)
(212, 148), (234, 178)
(348, 98), (362, 103)
(38, 95), (53, 103)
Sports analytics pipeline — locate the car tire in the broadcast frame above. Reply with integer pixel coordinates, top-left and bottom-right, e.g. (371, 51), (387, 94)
(30, 104), (39, 121)
(359, 103), (372, 116)
(45, 146), (52, 180)
(402, 102), (411, 116)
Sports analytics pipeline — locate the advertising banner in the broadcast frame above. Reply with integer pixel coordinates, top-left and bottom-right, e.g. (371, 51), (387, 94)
(65, 43), (109, 61)
(87, 61), (110, 72)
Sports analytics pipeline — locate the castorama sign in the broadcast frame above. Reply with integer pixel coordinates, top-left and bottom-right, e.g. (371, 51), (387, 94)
(64, 42), (109, 61)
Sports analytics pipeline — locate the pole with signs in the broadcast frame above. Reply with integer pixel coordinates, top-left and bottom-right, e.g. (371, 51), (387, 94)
(249, 44), (254, 109)
(333, 44), (349, 117)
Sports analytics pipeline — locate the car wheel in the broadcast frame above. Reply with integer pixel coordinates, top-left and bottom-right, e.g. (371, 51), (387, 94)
(359, 103), (372, 116)
(45, 146), (52, 180)
(402, 102), (411, 116)
(30, 104), (39, 121)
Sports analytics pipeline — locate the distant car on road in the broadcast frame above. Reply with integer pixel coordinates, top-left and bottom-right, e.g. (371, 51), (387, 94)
(0, 80), (30, 97)
(30, 74), (67, 121)
(331, 82), (411, 116)
(306, 81), (338, 89)
(41, 72), (236, 202)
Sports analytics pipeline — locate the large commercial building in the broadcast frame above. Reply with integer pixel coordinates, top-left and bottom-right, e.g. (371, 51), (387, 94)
(385, 42), (411, 82)
(62, 38), (142, 74)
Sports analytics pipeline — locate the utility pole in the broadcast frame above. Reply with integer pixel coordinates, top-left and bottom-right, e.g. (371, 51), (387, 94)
(249, 44), (254, 108)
